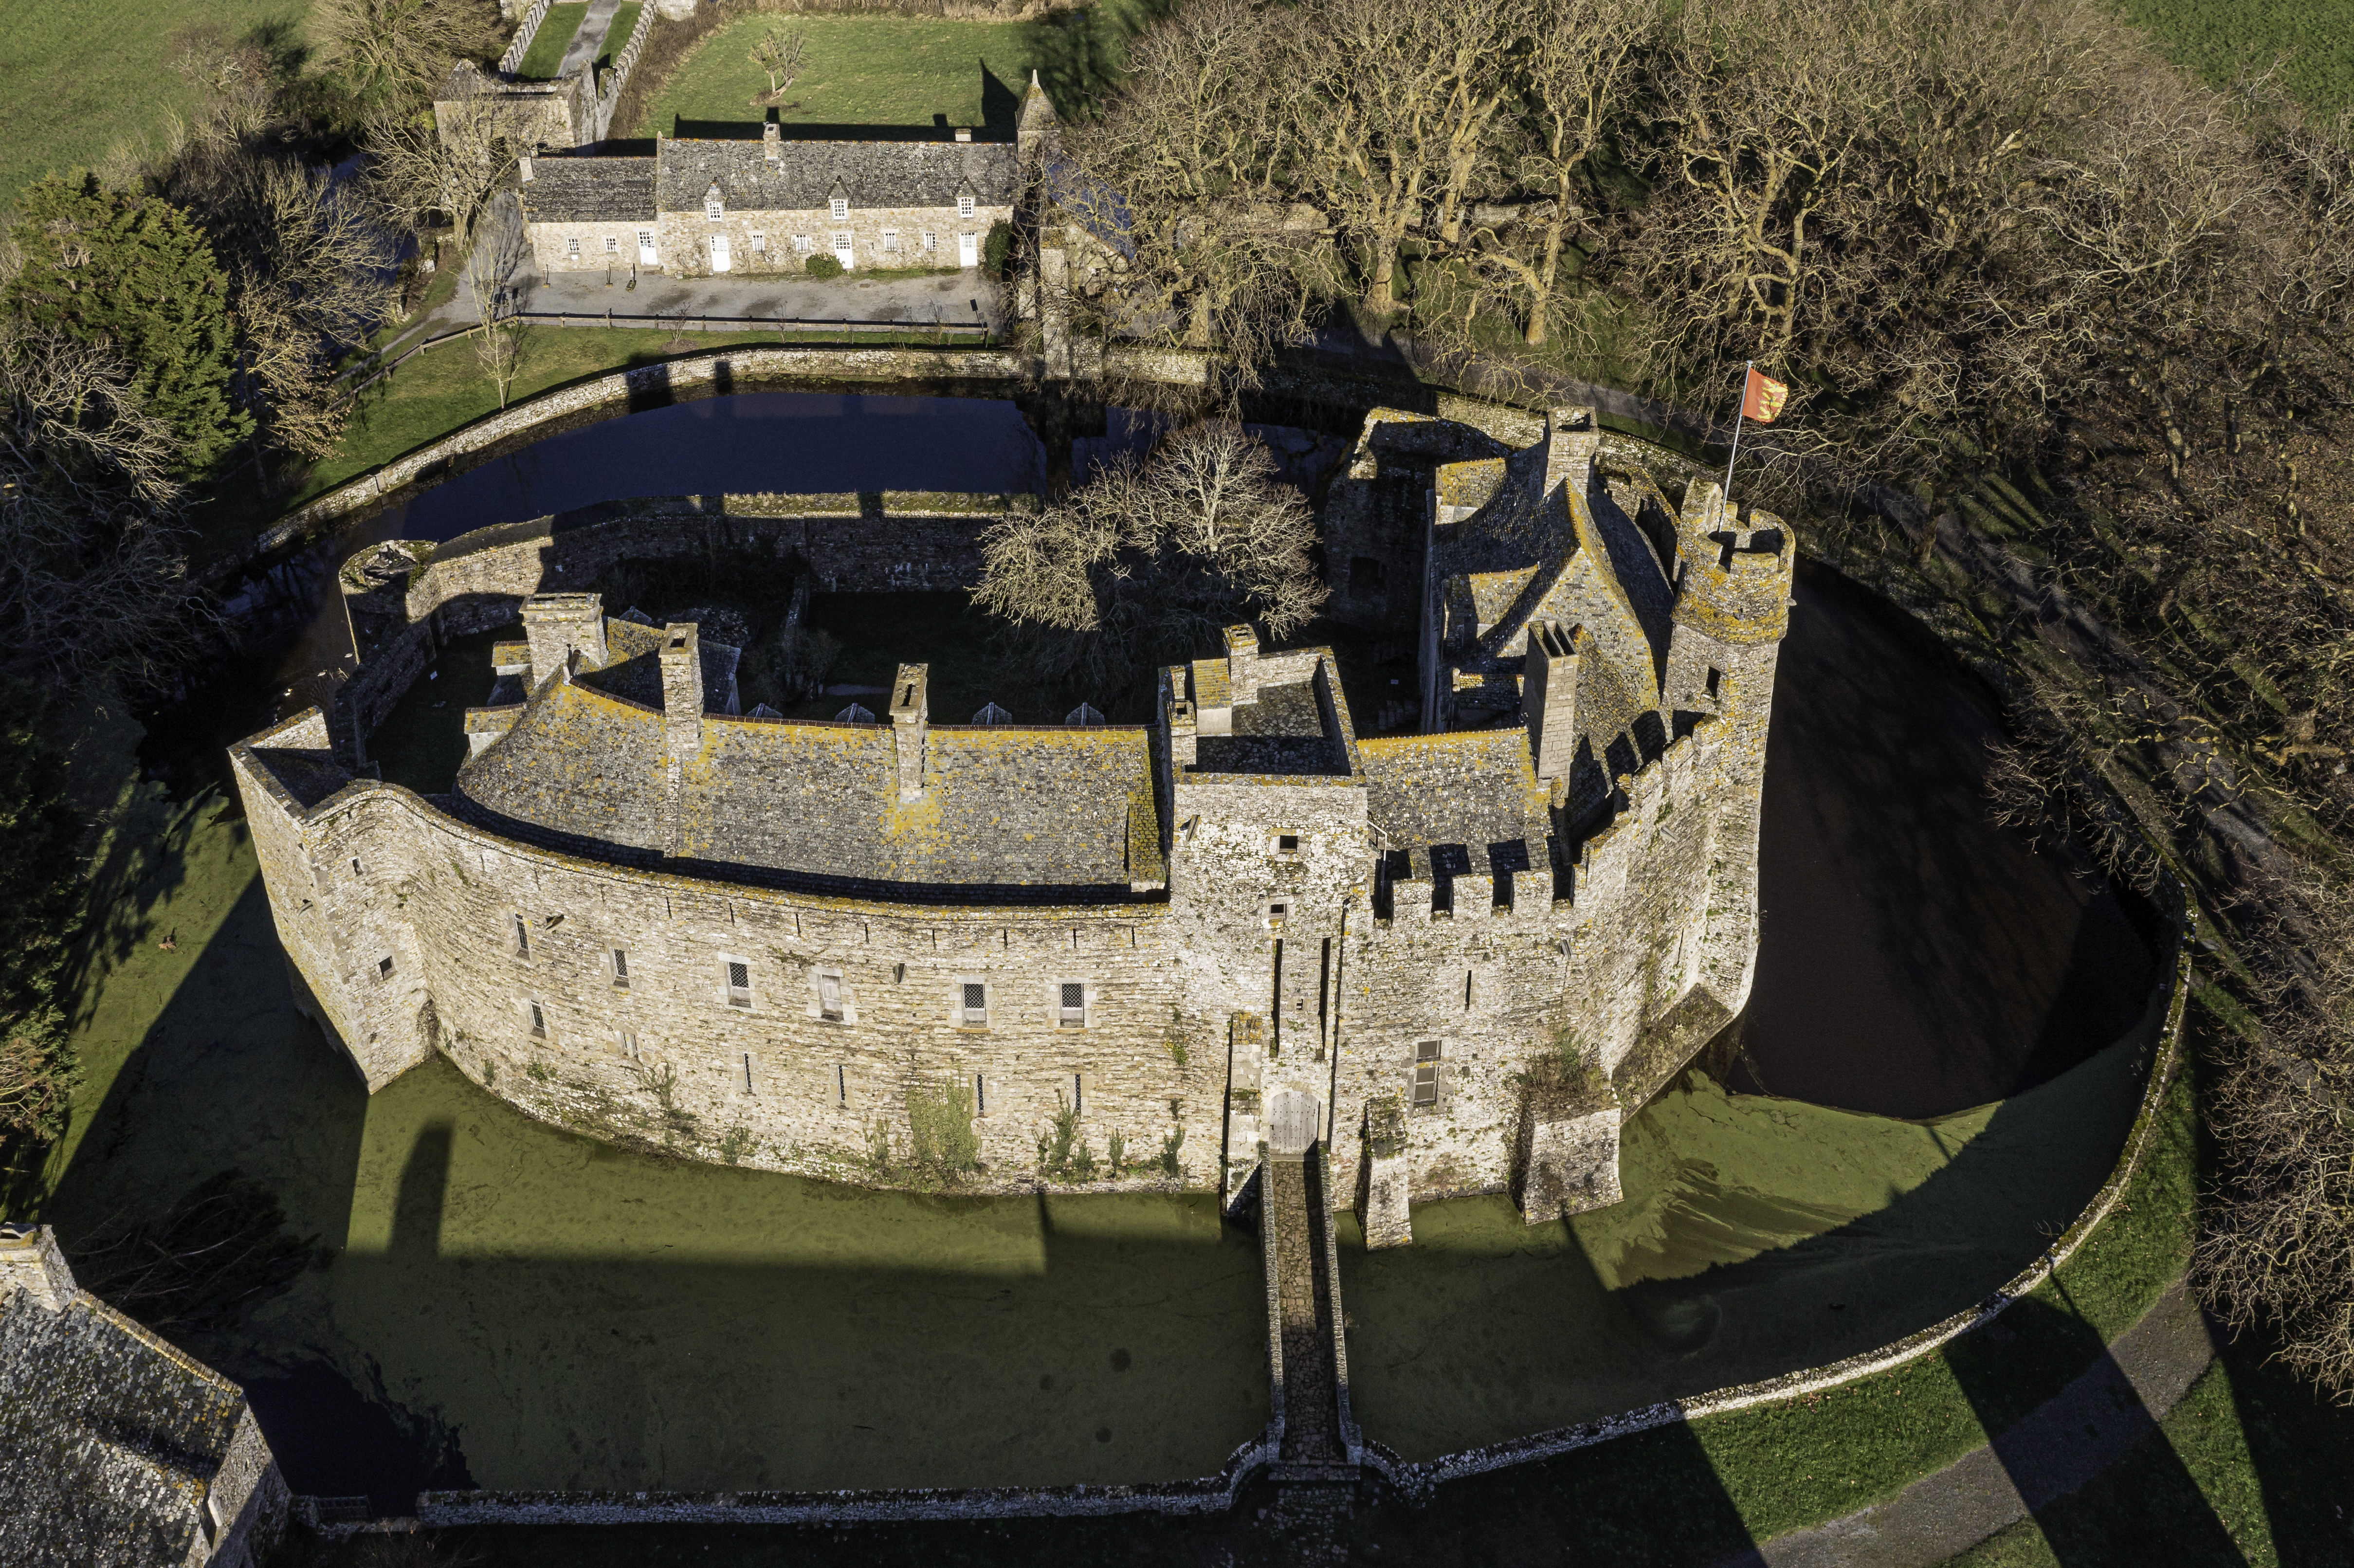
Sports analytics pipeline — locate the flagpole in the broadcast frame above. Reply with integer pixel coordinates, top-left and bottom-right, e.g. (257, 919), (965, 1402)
(1721, 360), (1751, 515)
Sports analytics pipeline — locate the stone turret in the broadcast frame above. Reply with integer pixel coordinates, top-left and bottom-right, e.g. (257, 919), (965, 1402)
(1669, 479), (1794, 646)
(1541, 405), (1600, 499)
(1018, 69), (1059, 170)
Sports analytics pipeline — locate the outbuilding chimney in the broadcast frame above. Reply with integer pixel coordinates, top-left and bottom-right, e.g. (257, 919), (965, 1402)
(954, 126), (972, 143)
(518, 154), (534, 182)
(763, 120), (780, 163)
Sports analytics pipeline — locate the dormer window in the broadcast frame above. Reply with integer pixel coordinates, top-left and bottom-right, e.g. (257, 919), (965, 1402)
(705, 186), (724, 222)
(830, 195), (849, 220)
(958, 194), (975, 219)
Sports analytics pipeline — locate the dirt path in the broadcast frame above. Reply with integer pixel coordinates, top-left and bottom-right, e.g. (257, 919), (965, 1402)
(1719, 1279), (2217, 1567)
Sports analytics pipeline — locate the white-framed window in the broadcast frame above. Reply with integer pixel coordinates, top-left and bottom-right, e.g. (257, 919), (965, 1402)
(750, 232), (766, 254)
(637, 229), (654, 248)
(1412, 1040), (1442, 1107)
(529, 1000), (547, 1039)
(830, 196), (849, 220)
(605, 235), (620, 253)
(959, 979), (988, 1027)
(566, 236), (580, 255)
(705, 191), (724, 221)
(793, 234), (812, 253)
(881, 229), (900, 252)
(833, 231), (852, 256)
(1058, 981), (1087, 1028)
(723, 956), (752, 1008)
(921, 231), (936, 252)
(817, 968), (844, 1022)
(610, 947), (630, 988)
(958, 194), (975, 219)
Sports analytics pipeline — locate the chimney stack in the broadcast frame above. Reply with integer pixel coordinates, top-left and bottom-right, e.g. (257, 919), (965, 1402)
(521, 593), (608, 690)
(763, 120), (780, 163)
(518, 154), (534, 183)
(954, 126), (972, 143)
(1543, 405), (1600, 500)
(1524, 620), (1583, 780)
(660, 623), (705, 759)
(1224, 623), (1260, 706)
(890, 662), (929, 802)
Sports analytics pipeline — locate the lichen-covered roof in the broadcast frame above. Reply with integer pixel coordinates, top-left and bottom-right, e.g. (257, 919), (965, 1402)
(454, 680), (1163, 896)
(1192, 679), (1349, 777)
(246, 746), (353, 809)
(520, 155), (656, 223)
(0, 1291), (246, 1564)
(1357, 731), (1551, 862)
(656, 138), (1020, 216)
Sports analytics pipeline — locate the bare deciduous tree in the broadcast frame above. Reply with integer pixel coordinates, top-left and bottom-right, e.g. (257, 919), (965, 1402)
(973, 421), (1326, 694)
(748, 26), (808, 104)
(364, 80), (535, 255)
(313, 0), (507, 108)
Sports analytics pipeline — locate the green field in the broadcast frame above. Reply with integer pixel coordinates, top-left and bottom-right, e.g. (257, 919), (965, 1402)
(632, 6), (1144, 141)
(2116, 0), (2354, 117)
(511, 1), (587, 80)
(596, 2), (645, 73)
(0, 0), (312, 208)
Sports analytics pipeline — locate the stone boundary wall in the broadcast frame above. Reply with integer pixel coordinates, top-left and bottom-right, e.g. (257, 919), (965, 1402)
(499, 0), (554, 73)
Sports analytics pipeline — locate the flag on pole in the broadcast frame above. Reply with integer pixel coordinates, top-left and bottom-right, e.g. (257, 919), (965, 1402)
(1740, 367), (1788, 423)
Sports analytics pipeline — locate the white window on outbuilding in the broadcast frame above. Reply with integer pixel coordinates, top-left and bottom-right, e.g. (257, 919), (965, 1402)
(922, 231), (936, 253)
(830, 196), (849, 220)
(705, 185), (724, 222)
(750, 232), (766, 255)
(605, 235), (620, 253)
(833, 231), (852, 257)
(958, 194), (975, 219)
(566, 236), (580, 255)
(793, 234), (812, 253)
(881, 229), (899, 252)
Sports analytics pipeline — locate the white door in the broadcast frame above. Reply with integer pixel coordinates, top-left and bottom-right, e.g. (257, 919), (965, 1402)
(710, 234), (731, 273)
(637, 230), (657, 266)
(957, 231), (978, 269)
(834, 231), (854, 270)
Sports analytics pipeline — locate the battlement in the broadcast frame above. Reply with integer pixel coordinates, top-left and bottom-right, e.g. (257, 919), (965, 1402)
(1671, 479), (1794, 644)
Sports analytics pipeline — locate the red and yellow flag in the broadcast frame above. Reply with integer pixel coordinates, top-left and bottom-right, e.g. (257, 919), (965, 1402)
(1740, 367), (1788, 423)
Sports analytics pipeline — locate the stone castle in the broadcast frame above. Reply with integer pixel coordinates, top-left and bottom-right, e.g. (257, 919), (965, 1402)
(232, 406), (1790, 1240)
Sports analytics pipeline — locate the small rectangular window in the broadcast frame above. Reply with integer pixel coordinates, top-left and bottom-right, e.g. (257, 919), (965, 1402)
(706, 197), (723, 222)
(378, 955), (395, 979)
(1072, 1073), (1083, 1113)
(819, 970), (843, 1022)
(638, 229), (654, 248)
(620, 1030), (638, 1057)
(958, 195), (975, 219)
(922, 231), (936, 252)
(612, 948), (629, 987)
(881, 229), (900, 252)
(1413, 1040), (1440, 1106)
(837, 1064), (847, 1104)
(962, 981), (987, 1027)
(893, 962), (907, 984)
(727, 960), (751, 1008)
(1706, 666), (1723, 702)
(605, 235), (619, 253)
(529, 1001), (547, 1039)
(744, 1053), (754, 1093)
(1059, 982), (1085, 1028)
(513, 915), (529, 956)
(751, 232), (766, 254)
(833, 232), (852, 255)
(975, 1073), (985, 1114)
(1276, 834), (1299, 855)
(794, 234), (812, 253)
(830, 197), (848, 220)
(1268, 902), (1289, 923)
(566, 236), (580, 255)
(351, 857), (362, 876)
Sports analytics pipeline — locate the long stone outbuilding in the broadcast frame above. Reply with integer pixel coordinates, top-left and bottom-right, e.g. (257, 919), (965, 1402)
(231, 407), (1791, 1241)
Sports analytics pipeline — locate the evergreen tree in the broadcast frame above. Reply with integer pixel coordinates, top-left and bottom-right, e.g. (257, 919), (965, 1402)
(0, 683), (82, 1146)
(5, 175), (248, 474)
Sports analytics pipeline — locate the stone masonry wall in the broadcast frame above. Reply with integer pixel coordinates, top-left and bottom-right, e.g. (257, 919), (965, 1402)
(657, 203), (1009, 277)
(248, 773), (1214, 1188)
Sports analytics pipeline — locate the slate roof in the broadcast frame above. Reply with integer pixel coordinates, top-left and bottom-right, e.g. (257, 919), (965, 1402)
(1357, 731), (1552, 862)
(655, 138), (1020, 216)
(1193, 679), (1350, 778)
(0, 1289), (249, 1565)
(520, 155), (656, 223)
(453, 678), (1164, 897)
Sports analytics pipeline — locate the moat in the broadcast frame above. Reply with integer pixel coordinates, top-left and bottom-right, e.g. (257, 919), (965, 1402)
(31, 388), (2159, 1511)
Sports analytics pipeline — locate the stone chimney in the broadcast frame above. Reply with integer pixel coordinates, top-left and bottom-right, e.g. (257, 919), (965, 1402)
(1018, 68), (1060, 170)
(0, 1222), (77, 1312)
(954, 126), (972, 143)
(1542, 405), (1600, 500)
(1524, 620), (1583, 780)
(660, 623), (704, 758)
(519, 154), (534, 182)
(521, 593), (607, 689)
(763, 120), (780, 163)
(1224, 623), (1260, 706)
(890, 662), (928, 802)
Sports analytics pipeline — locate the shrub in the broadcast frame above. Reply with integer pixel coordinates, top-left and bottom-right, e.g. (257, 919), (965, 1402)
(982, 218), (1013, 279)
(803, 252), (843, 278)
(1036, 1091), (1097, 1181)
(906, 1077), (981, 1185)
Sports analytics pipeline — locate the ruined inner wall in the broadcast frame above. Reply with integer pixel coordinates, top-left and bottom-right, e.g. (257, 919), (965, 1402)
(235, 761), (1211, 1187)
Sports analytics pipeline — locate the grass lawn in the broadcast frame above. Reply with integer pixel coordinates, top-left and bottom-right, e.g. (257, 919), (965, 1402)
(0, 0), (312, 209)
(595, 1), (645, 73)
(511, 1), (588, 80)
(632, 4), (1149, 141)
(2117, 0), (2354, 117)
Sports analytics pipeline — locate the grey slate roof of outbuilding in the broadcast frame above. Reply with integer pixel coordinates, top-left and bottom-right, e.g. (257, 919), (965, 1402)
(0, 1289), (248, 1564)
(655, 137), (1019, 215)
(520, 155), (657, 223)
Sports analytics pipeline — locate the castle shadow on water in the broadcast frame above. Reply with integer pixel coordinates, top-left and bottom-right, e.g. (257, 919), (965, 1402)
(231, 404), (1793, 1246)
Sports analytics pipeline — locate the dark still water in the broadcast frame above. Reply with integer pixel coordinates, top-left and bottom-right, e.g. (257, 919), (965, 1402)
(1729, 566), (2156, 1118)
